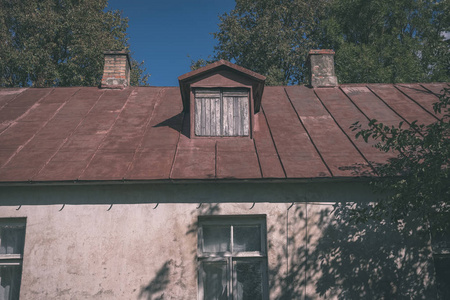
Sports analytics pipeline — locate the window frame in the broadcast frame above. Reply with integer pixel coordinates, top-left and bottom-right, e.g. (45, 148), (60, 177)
(197, 215), (268, 300)
(0, 218), (26, 300)
(431, 230), (450, 299)
(193, 88), (251, 137)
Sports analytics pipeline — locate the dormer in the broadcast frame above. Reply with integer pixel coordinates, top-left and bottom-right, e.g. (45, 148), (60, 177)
(178, 60), (266, 138)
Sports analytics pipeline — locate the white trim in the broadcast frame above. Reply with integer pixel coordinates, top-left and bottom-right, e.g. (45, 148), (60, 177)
(197, 215), (268, 300)
(0, 254), (22, 259)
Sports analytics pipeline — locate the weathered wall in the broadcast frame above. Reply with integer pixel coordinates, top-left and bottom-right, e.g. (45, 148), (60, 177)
(0, 181), (437, 299)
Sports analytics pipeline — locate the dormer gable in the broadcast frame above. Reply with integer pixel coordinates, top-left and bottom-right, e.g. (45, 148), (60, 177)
(178, 60), (266, 138)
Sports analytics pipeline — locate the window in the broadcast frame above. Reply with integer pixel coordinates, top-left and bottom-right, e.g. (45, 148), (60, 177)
(194, 88), (250, 137)
(432, 230), (450, 299)
(0, 219), (25, 300)
(198, 216), (268, 300)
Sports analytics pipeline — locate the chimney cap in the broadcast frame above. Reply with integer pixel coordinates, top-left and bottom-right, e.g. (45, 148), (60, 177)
(104, 50), (129, 55)
(308, 49), (335, 56)
(103, 50), (131, 69)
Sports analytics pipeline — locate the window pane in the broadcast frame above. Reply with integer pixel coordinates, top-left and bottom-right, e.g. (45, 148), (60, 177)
(202, 262), (228, 300)
(234, 226), (261, 252)
(0, 266), (22, 300)
(234, 261), (263, 300)
(434, 256), (450, 299)
(432, 230), (450, 250)
(203, 226), (230, 253)
(0, 226), (25, 255)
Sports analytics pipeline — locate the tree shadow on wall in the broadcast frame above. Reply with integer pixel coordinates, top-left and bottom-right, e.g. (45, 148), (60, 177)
(268, 204), (308, 300)
(186, 203), (222, 238)
(269, 202), (437, 299)
(186, 203), (222, 259)
(139, 261), (171, 300)
(137, 204), (222, 300)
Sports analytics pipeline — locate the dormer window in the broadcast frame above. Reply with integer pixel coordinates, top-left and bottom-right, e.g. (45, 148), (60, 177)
(178, 60), (266, 139)
(194, 88), (249, 137)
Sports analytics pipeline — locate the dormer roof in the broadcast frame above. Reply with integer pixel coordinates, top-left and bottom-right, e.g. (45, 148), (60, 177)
(178, 60), (266, 112)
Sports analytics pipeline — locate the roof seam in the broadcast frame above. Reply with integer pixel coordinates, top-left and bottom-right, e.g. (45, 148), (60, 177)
(366, 85), (428, 141)
(31, 88), (84, 178)
(346, 86), (408, 161)
(260, 105), (287, 178)
(0, 88), (28, 112)
(419, 83), (448, 97)
(0, 123), (11, 135)
(284, 88), (333, 177)
(394, 84), (440, 121)
(338, 86), (372, 123)
(77, 88), (135, 180)
(252, 138), (264, 179)
(366, 85), (412, 127)
(0, 88), (56, 169)
(64, 90), (108, 180)
(325, 87), (378, 175)
(0, 89), (53, 139)
(123, 87), (166, 179)
(168, 113), (184, 179)
(12, 89), (55, 123)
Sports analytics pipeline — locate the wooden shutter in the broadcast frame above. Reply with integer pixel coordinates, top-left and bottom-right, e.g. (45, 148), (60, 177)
(195, 89), (221, 136)
(222, 90), (249, 136)
(195, 89), (249, 137)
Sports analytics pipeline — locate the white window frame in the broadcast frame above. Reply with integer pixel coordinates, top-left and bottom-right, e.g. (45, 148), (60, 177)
(197, 215), (268, 300)
(0, 218), (26, 300)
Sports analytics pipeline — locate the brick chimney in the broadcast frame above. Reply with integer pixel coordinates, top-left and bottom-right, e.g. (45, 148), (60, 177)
(101, 50), (131, 89)
(308, 49), (338, 87)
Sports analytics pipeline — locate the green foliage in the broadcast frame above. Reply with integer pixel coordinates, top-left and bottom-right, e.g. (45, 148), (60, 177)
(351, 88), (450, 233)
(0, 0), (149, 87)
(195, 0), (449, 85)
(189, 57), (213, 71)
(130, 58), (150, 86)
(194, 0), (329, 85)
(323, 0), (450, 83)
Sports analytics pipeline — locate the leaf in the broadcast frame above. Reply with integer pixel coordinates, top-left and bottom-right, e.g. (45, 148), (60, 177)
(0, 0), (149, 87)
(349, 88), (450, 234)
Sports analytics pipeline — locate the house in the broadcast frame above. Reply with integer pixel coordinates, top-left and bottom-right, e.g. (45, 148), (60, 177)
(0, 50), (448, 299)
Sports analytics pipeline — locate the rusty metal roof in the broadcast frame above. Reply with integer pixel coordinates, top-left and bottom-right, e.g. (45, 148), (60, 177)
(0, 83), (446, 183)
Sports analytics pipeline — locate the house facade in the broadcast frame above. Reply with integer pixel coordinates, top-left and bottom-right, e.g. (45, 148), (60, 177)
(0, 50), (448, 299)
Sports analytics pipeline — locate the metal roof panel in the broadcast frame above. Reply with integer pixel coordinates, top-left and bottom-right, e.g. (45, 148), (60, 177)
(0, 82), (445, 183)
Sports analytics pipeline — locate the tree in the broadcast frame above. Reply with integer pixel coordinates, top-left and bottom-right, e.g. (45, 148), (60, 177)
(195, 0), (449, 85)
(351, 88), (449, 234)
(322, 0), (450, 84)
(193, 0), (329, 85)
(130, 58), (150, 87)
(0, 0), (149, 87)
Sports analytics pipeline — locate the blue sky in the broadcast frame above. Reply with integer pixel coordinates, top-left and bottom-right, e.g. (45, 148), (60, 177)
(107, 0), (236, 86)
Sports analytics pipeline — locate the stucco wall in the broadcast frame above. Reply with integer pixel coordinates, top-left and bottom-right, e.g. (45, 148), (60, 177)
(0, 181), (437, 299)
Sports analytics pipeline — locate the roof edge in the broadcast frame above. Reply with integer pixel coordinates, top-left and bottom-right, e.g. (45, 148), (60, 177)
(0, 177), (374, 187)
(178, 59), (266, 82)
(178, 60), (266, 112)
